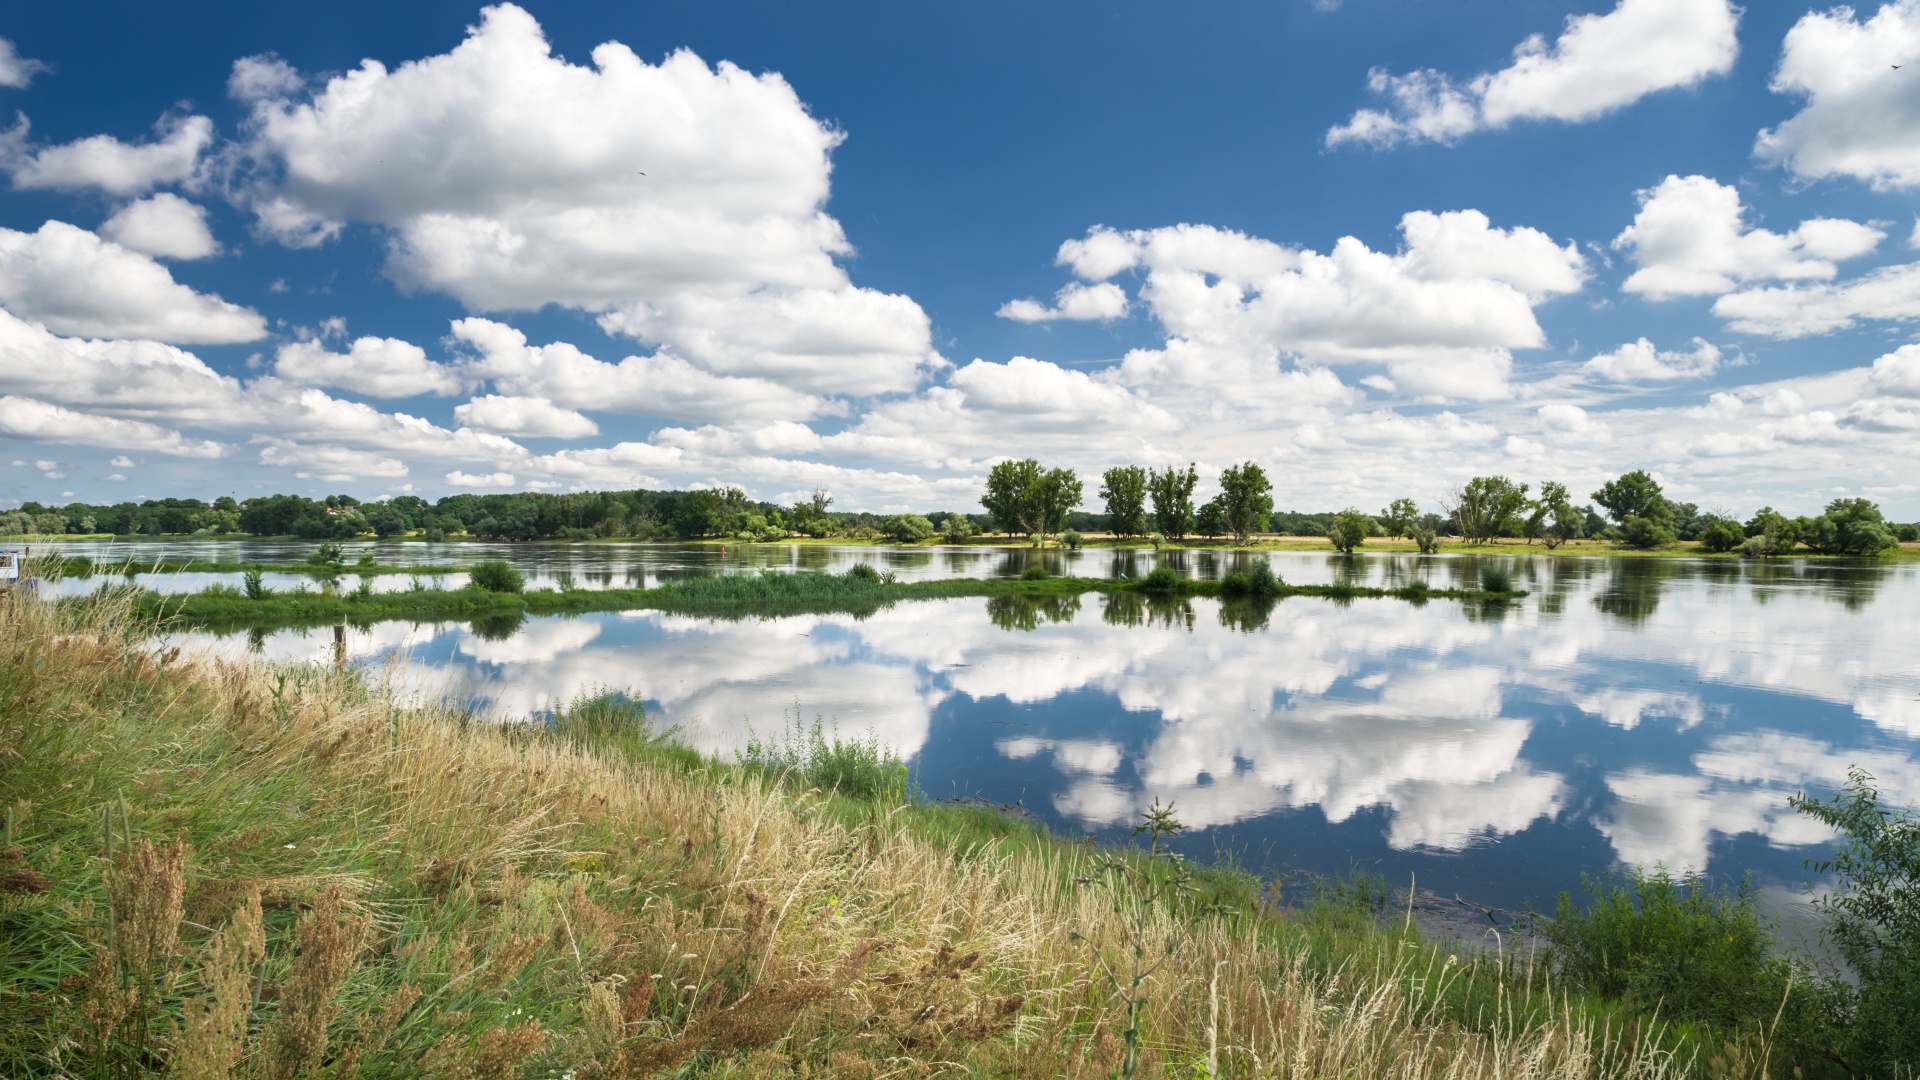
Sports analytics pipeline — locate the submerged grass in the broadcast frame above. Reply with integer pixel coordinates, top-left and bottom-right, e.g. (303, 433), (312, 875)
(0, 577), (1738, 1079)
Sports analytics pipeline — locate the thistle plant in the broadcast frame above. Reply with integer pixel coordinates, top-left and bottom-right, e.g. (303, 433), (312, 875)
(1071, 798), (1196, 1079)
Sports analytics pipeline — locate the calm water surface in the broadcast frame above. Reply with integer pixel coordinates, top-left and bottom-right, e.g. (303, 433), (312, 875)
(33, 540), (1920, 916)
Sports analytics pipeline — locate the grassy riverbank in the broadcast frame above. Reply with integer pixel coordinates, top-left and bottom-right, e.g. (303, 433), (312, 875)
(118, 565), (1528, 631)
(0, 584), (1719, 1080)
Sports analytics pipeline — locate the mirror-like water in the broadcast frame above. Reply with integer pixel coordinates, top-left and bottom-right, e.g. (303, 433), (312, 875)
(31, 541), (1920, 918)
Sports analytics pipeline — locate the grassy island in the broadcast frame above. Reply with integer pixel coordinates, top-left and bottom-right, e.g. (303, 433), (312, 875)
(111, 562), (1529, 632)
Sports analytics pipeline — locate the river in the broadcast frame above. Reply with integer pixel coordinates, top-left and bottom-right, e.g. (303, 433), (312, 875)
(27, 539), (1920, 923)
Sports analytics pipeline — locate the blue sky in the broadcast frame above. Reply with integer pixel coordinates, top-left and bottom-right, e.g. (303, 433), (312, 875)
(1, 0), (1918, 516)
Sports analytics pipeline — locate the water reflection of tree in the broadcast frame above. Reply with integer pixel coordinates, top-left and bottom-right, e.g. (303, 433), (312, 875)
(1217, 595), (1279, 632)
(878, 548), (933, 572)
(1461, 595), (1516, 623)
(1328, 553), (1374, 588)
(987, 593), (1082, 631)
(1802, 560), (1892, 611)
(469, 610), (528, 641)
(1593, 560), (1667, 625)
(999, 548), (1069, 579)
(1099, 591), (1195, 632)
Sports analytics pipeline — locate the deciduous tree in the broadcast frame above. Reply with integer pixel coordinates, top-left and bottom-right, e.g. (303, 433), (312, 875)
(1379, 498), (1418, 539)
(1148, 463), (1198, 540)
(1099, 465), (1149, 538)
(1442, 476), (1529, 543)
(1217, 462), (1274, 544)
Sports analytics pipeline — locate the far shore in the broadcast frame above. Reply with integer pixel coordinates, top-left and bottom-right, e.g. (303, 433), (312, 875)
(11, 531), (1920, 560)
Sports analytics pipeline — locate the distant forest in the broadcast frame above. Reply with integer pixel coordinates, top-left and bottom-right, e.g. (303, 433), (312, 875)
(2, 480), (1915, 548)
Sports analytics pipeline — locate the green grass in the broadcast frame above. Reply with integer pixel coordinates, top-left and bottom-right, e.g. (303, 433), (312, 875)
(118, 563), (1529, 633)
(42, 554), (461, 579)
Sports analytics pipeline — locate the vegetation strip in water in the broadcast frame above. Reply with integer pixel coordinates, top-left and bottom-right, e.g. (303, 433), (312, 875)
(13, 583), (1896, 1079)
(46, 552), (460, 579)
(110, 559), (1529, 629)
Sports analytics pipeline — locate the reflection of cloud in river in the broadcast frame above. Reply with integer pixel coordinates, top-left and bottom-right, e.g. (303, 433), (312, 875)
(161, 557), (1920, 878)
(1528, 564), (1920, 737)
(1028, 663), (1569, 852)
(1572, 688), (1703, 730)
(1597, 731), (1920, 871)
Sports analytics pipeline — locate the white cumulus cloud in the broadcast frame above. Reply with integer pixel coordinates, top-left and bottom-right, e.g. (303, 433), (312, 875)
(4, 114), (213, 195)
(1867, 343), (1920, 397)
(1614, 175), (1882, 299)
(1584, 337), (1725, 382)
(446, 470), (518, 488)
(1712, 260), (1920, 338)
(0, 395), (227, 457)
(232, 3), (937, 395)
(453, 394), (599, 438)
(1328, 0), (1738, 148)
(98, 194), (220, 259)
(274, 336), (466, 397)
(1757, 0), (1920, 190)
(450, 317), (829, 424)
(0, 221), (264, 343)
(996, 281), (1129, 323)
(0, 37), (51, 89)
(1051, 212), (1583, 403)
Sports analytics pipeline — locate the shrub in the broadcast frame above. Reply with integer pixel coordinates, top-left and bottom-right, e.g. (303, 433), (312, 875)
(1790, 768), (1920, 1072)
(1139, 566), (1183, 593)
(881, 513), (935, 543)
(1698, 516), (1744, 553)
(542, 687), (663, 750)
(306, 541), (345, 566)
(1411, 525), (1442, 554)
(425, 527), (445, 543)
(1060, 528), (1083, 550)
(467, 559), (524, 593)
(1622, 516), (1675, 549)
(1478, 563), (1514, 593)
(941, 515), (976, 543)
(1221, 559), (1283, 599)
(1542, 868), (1800, 1036)
(1803, 498), (1898, 555)
(1020, 565), (1050, 581)
(1146, 531), (1165, 549)
(243, 568), (268, 600)
(1326, 508), (1374, 553)
(840, 557), (898, 584)
(738, 706), (911, 804)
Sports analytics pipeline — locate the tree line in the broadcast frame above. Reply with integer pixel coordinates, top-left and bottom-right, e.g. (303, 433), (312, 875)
(4, 466), (1914, 552)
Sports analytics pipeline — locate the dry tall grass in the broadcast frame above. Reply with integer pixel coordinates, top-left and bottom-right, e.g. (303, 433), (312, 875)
(0, 580), (1700, 1079)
